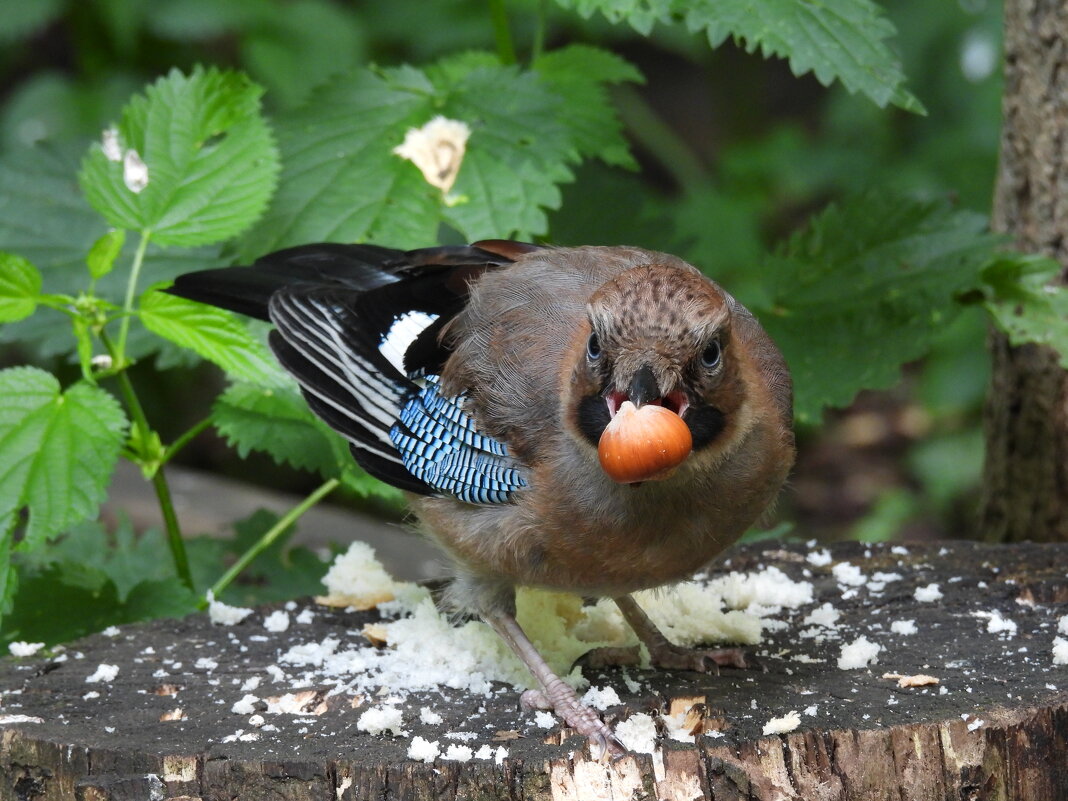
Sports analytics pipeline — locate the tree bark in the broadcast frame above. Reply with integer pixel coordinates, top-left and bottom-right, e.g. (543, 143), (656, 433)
(981, 0), (1068, 542)
(2, 540), (1068, 800)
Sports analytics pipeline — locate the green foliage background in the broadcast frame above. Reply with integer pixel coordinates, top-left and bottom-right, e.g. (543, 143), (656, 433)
(1, 0), (1058, 649)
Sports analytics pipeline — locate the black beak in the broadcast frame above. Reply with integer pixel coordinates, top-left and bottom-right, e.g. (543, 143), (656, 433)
(627, 365), (660, 408)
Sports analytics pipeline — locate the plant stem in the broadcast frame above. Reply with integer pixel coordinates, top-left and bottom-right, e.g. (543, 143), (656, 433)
(615, 85), (708, 193)
(115, 229), (151, 364)
(209, 478), (340, 601)
(531, 0), (547, 63)
(102, 328), (195, 592)
(113, 368), (196, 592)
(160, 417), (213, 467)
(488, 0), (517, 65)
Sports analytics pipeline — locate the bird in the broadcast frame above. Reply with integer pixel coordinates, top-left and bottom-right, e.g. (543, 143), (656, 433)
(168, 240), (795, 756)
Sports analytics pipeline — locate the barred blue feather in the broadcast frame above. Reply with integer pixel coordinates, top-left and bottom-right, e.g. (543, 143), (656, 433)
(390, 376), (527, 505)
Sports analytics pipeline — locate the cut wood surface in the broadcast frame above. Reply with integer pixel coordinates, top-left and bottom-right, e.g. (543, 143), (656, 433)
(2, 539), (1068, 800)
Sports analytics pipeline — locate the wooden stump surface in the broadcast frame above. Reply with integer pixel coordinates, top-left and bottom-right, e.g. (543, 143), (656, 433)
(2, 539), (1068, 800)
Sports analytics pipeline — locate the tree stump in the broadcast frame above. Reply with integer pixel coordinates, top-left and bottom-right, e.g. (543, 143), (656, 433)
(2, 539), (1068, 800)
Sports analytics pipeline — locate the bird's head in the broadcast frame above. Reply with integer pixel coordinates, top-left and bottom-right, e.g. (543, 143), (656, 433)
(566, 263), (747, 483)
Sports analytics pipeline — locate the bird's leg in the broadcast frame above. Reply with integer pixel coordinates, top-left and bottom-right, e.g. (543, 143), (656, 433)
(482, 609), (624, 758)
(614, 595), (747, 672)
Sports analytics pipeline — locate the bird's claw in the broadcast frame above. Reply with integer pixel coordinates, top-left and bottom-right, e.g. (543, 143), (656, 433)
(520, 687), (625, 759)
(573, 644), (642, 670)
(648, 644), (747, 673)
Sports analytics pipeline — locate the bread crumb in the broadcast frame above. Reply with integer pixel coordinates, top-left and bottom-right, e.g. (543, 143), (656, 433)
(882, 672), (939, 688)
(614, 713), (658, 754)
(231, 694), (259, 715)
(206, 590), (253, 626)
(1053, 637), (1068, 666)
(582, 685), (621, 711)
(419, 707), (443, 725)
(442, 744), (473, 762)
(316, 541), (398, 610)
(85, 664), (119, 683)
(407, 735), (440, 762)
(832, 563), (866, 587)
(914, 584), (943, 602)
(762, 710), (801, 735)
(357, 705), (404, 736)
(838, 637), (881, 670)
(263, 611), (290, 633)
(8, 642), (44, 657)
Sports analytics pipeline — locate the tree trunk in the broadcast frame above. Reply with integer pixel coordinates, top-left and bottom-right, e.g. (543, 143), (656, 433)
(3, 540), (1068, 800)
(981, 0), (1068, 542)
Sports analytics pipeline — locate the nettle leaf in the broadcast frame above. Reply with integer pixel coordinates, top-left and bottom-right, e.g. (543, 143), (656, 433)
(0, 367), (128, 548)
(534, 45), (642, 169)
(213, 381), (347, 476)
(79, 65), (280, 247)
(436, 61), (574, 240)
(755, 195), (998, 422)
(555, 0), (921, 112)
(237, 56), (576, 257)
(0, 252), (42, 322)
(212, 382), (403, 502)
(979, 254), (1068, 367)
(86, 229), (126, 280)
(139, 289), (284, 384)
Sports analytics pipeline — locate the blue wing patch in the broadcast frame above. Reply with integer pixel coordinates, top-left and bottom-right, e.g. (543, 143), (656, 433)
(389, 375), (527, 505)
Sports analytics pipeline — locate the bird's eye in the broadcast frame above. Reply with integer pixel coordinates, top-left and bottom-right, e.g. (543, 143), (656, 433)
(701, 340), (721, 369)
(586, 332), (602, 361)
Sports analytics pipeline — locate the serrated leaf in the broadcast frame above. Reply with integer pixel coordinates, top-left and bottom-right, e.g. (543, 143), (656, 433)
(87, 229), (126, 279)
(79, 66), (280, 246)
(0, 252), (42, 322)
(979, 254), (1068, 367)
(237, 57), (577, 257)
(139, 289), (283, 384)
(0, 367), (128, 547)
(438, 63), (575, 240)
(212, 381), (403, 503)
(755, 195), (998, 422)
(534, 45), (642, 169)
(555, 0), (921, 112)
(213, 381), (346, 475)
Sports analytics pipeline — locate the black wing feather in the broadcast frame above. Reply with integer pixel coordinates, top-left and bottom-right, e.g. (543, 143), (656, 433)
(167, 241), (545, 497)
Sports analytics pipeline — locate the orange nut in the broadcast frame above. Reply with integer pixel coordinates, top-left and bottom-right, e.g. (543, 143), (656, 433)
(597, 401), (693, 483)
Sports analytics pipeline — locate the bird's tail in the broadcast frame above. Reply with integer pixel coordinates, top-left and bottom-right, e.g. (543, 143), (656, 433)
(165, 243), (409, 320)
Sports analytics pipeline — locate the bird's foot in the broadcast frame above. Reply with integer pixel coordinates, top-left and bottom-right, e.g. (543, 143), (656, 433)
(647, 642), (747, 673)
(573, 644), (642, 670)
(520, 685), (625, 759)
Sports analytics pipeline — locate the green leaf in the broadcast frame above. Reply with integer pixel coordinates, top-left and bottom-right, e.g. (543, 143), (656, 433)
(0, 367), (128, 547)
(212, 381), (403, 502)
(978, 254), (1068, 367)
(237, 57), (576, 256)
(139, 289), (283, 384)
(0, 252), (42, 322)
(534, 45), (642, 169)
(221, 509), (329, 606)
(241, 0), (367, 110)
(555, 0), (922, 112)
(0, 523), (14, 618)
(755, 195), (998, 422)
(213, 381), (346, 475)
(0, 0), (65, 43)
(1, 564), (123, 649)
(78, 65), (280, 247)
(87, 229), (126, 280)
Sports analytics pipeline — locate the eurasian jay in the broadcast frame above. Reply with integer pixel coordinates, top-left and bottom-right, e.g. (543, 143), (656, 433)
(169, 240), (795, 755)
